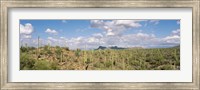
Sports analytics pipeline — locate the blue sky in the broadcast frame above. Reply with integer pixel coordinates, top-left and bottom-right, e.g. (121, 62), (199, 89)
(20, 20), (180, 49)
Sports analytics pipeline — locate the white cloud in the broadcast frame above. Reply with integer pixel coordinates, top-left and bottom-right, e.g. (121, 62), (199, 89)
(106, 29), (115, 36)
(60, 37), (66, 39)
(45, 28), (58, 35)
(47, 37), (67, 46)
(21, 35), (32, 39)
(91, 20), (143, 36)
(48, 34), (104, 50)
(47, 37), (57, 41)
(22, 30), (180, 49)
(115, 20), (142, 28)
(58, 28), (180, 49)
(65, 29), (179, 49)
(20, 23), (34, 40)
(172, 29), (180, 36)
(163, 35), (180, 44)
(76, 32), (158, 48)
(162, 29), (180, 44)
(92, 33), (103, 38)
(121, 33), (158, 46)
(88, 37), (99, 43)
(20, 20), (180, 49)
(90, 20), (104, 28)
(20, 38), (45, 47)
(20, 23), (34, 34)
(149, 20), (159, 25)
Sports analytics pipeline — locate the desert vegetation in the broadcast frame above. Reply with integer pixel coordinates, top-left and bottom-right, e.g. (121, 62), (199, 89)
(20, 20), (180, 70)
(20, 44), (180, 70)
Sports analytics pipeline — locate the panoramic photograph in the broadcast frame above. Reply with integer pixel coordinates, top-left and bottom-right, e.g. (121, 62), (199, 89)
(20, 20), (180, 70)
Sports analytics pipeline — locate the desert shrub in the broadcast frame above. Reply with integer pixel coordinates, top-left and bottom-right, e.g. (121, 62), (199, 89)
(55, 47), (62, 55)
(20, 45), (180, 70)
(44, 45), (49, 51)
(29, 47), (36, 50)
(55, 46), (60, 49)
(42, 45), (52, 55)
(34, 60), (52, 70)
(46, 49), (52, 55)
(94, 62), (104, 69)
(65, 47), (70, 51)
(75, 49), (81, 57)
(39, 51), (45, 55)
(105, 60), (112, 68)
(34, 59), (59, 70)
(50, 61), (59, 70)
(85, 58), (91, 64)
(20, 46), (28, 53)
(93, 63), (99, 68)
(20, 53), (35, 70)
(158, 65), (175, 70)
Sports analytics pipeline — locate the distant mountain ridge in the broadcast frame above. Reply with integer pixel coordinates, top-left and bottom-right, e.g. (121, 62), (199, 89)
(95, 45), (179, 50)
(173, 45), (180, 48)
(96, 46), (142, 50)
(96, 46), (124, 50)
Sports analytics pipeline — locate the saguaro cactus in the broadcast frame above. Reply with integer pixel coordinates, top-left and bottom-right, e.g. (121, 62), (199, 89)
(37, 36), (40, 60)
(25, 43), (27, 48)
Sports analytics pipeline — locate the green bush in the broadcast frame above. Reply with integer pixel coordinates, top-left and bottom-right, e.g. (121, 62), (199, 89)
(20, 46), (180, 70)
(75, 49), (81, 57)
(105, 60), (112, 68)
(20, 46), (28, 53)
(20, 46), (36, 53)
(65, 47), (70, 51)
(44, 45), (49, 51)
(34, 60), (52, 70)
(85, 58), (91, 64)
(20, 53), (35, 70)
(46, 49), (52, 55)
(158, 65), (175, 70)
(55, 47), (62, 55)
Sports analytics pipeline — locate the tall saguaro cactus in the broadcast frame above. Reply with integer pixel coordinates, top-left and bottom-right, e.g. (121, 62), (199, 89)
(37, 36), (40, 60)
